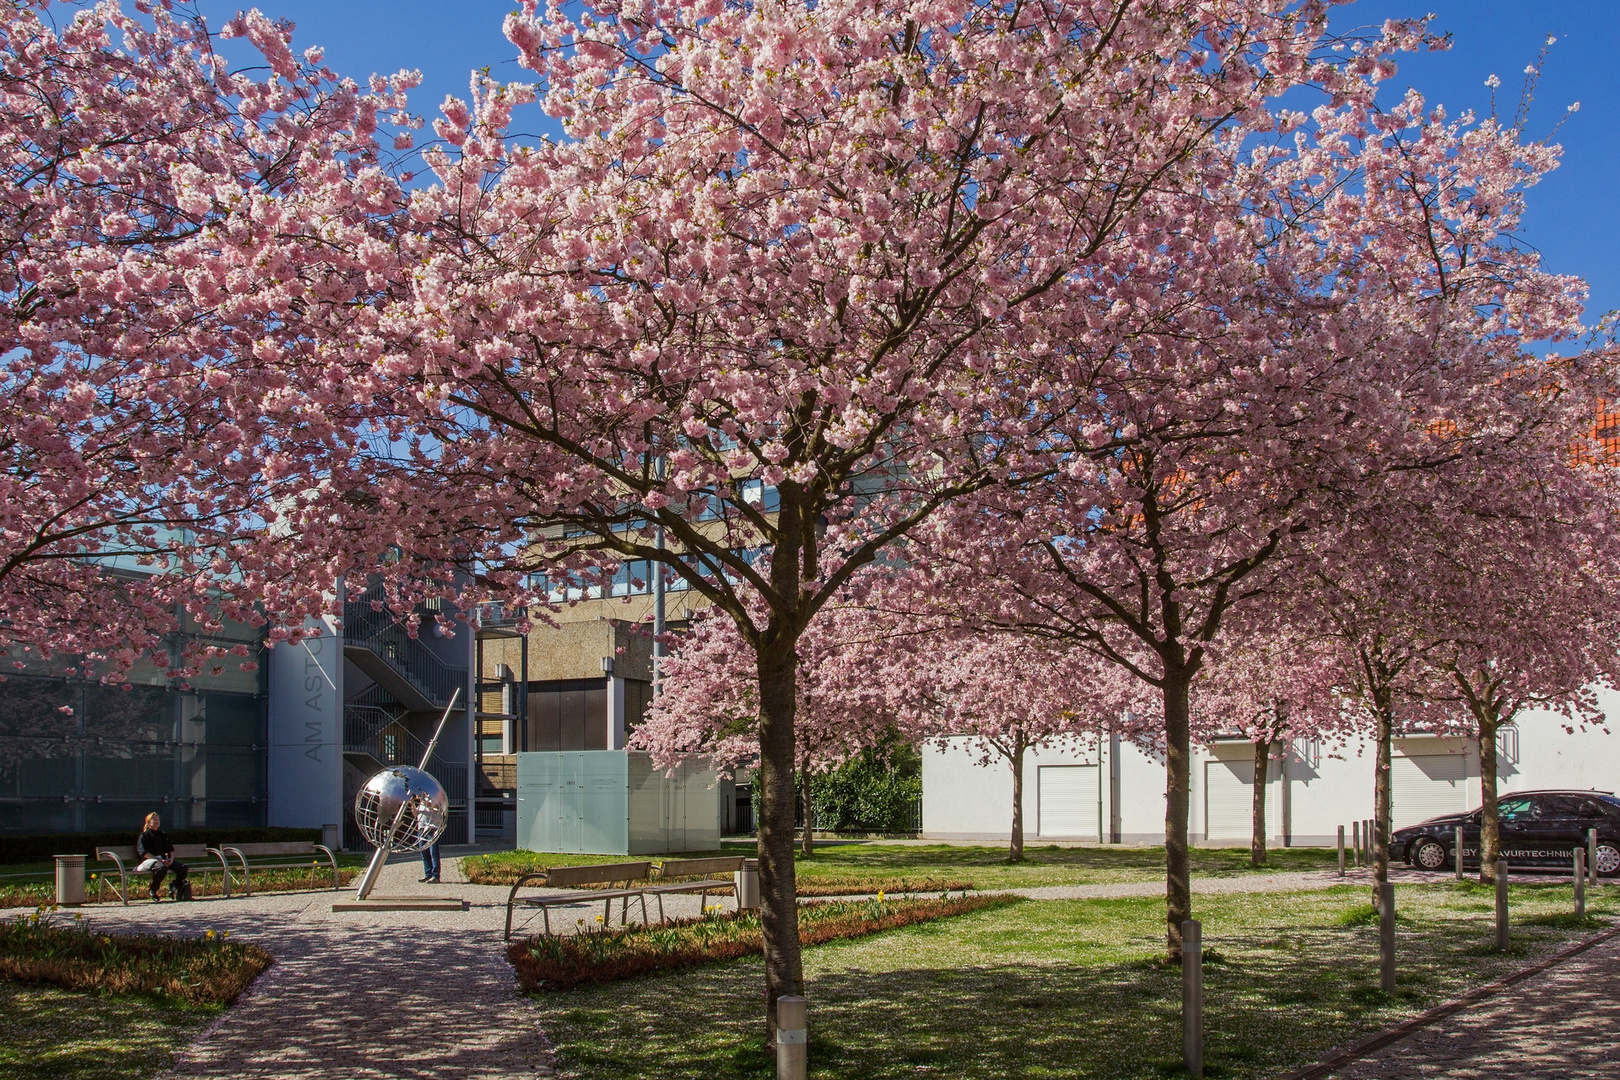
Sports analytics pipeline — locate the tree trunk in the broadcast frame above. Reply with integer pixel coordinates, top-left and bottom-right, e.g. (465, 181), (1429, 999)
(755, 638), (803, 1041)
(1373, 693), (1393, 887)
(800, 766), (815, 858)
(1009, 734), (1027, 862)
(1164, 669), (1193, 962)
(1478, 708), (1501, 885)
(1251, 737), (1269, 868)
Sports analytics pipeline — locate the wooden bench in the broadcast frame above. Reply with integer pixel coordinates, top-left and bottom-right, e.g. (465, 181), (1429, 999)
(643, 856), (747, 921)
(216, 841), (340, 897)
(504, 861), (652, 940)
(94, 844), (231, 905)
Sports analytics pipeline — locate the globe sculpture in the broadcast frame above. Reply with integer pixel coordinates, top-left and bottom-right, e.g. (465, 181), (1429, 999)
(350, 687), (461, 901)
(354, 766), (448, 853)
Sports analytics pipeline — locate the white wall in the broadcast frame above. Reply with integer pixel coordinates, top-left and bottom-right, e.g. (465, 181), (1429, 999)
(924, 709), (1620, 848)
(922, 736), (1101, 843)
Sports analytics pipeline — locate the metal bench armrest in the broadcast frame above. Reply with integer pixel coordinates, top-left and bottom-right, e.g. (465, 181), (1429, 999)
(204, 848), (234, 898)
(314, 845), (339, 889)
(505, 871), (553, 941)
(94, 849), (129, 906)
(220, 846), (252, 897)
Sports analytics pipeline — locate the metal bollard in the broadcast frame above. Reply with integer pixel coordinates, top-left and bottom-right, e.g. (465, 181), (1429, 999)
(1366, 819), (1375, 867)
(776, 994), (808, 1080)
(1337, 826), (1346, 877)
(1455, 826), (1465, 882)
(1378, 882), (1395, 993)
(1182, 919), (1203, 1079)
(1495, 860), (1510, 951)
(1352, 821), (1361, 869)
(1575, 849), (1587, 918)
(1589, 829), (1599, 888)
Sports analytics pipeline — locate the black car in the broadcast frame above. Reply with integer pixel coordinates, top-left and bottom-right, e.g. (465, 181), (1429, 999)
(1393, 789), (1620, 876)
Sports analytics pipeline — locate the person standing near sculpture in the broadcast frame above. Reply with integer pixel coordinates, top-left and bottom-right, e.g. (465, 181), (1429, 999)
(136, 812), (189, 901)
(420, 839), (442, 884)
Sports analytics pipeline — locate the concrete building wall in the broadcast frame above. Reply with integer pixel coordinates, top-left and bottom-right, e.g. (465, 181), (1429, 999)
(924, 711), (1620, 848)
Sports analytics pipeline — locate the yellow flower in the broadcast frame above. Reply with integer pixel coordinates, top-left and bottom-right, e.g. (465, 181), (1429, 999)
(877, 890), (886, 902)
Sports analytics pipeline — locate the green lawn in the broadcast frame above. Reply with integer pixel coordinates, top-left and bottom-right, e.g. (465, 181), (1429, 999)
(531, 881), (1616, 1079)
(464, 842), (1340, 892)
(0, 981), (214, 1080)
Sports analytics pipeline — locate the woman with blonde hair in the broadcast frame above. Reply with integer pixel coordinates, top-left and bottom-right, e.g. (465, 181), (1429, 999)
(136, 812), (189, 901)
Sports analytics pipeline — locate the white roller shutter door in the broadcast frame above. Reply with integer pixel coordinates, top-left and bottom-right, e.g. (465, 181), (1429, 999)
(1037, 765), (1099, 840)
(1204, 758), (1278, 842)
(1392, 754), (1468, 828)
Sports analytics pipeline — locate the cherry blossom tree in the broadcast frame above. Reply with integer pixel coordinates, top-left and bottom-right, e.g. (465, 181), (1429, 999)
(635, 601), (914, 856)
(0, 2), (416, 679)
(1191, 630), (1342, 866)
(886, 75), (1599, 957)
(898, 632), (1132, 861)
(305, 0), (1391, 1024)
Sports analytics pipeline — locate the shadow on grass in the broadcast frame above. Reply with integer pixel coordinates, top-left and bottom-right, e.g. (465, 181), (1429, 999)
(534, 890), (1601, 1080)
(0, 980), (209, 1080)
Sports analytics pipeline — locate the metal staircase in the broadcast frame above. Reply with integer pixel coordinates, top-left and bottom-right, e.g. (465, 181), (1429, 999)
(340, 586), (470, 847)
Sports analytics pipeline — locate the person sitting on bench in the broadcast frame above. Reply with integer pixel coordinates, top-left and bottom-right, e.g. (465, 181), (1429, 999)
(136, 812), (190, 901)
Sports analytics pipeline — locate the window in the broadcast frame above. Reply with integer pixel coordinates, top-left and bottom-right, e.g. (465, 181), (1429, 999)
(1498, 797), (1537, 823)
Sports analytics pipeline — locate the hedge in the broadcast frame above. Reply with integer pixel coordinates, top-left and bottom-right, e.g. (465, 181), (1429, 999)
(0, 827), (321, 865)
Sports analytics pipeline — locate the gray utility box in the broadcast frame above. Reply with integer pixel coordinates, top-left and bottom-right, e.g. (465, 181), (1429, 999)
(516, 750), (720, 855)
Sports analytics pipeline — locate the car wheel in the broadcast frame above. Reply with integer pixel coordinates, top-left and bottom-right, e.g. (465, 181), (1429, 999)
(1595, 842), (1620, 877)
(1412, 839), (1448, 871)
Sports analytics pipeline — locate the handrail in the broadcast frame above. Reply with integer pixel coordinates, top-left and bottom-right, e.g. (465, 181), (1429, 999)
(343, 586), (468, 708)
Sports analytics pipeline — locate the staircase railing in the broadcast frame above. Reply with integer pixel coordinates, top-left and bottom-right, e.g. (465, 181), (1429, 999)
(343, 586), (468, 707)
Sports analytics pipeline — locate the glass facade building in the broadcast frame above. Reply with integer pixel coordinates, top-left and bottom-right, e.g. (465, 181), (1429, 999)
(0, 612), (267, 834)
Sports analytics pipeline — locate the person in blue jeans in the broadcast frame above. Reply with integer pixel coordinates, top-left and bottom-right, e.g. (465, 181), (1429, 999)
(419, 840), (442, 883)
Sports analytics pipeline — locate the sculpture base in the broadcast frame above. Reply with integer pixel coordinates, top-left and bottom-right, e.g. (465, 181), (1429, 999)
(332, 896), (467, 912)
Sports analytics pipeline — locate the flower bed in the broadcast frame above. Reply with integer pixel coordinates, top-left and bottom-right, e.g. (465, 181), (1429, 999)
(0, 907), (272, 1005)
(0, 864), (357, 908)
(508, 893), (1021, 990)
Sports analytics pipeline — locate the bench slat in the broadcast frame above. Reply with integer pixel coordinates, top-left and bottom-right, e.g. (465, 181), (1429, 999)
(225, 842), (319, 856)
(540, 861), (651, 889)
(656, 857), (744, 880)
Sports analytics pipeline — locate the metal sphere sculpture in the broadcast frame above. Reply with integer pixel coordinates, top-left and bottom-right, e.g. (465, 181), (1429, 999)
(353, 765), (448, 853)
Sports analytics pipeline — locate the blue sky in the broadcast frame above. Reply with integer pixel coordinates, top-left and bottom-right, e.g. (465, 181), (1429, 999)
(189, 0), (1618, 322)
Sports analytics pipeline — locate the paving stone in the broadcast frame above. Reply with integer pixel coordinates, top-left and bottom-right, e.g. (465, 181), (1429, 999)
(1325, 932), (1620, 1079)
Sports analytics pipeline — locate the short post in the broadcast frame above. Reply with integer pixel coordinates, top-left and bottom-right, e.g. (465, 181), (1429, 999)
(1337, 826), (1346, 877)
(1455, 826), (1465, 882)
(1352, 820), (1361, 868)
(1588, 829), (1599, 887)
(1366, 819), (1375, 866)
(1495, 860), (1510, 952)
(1182, 919), (1203, 1079)
(1575, 849), (1587, 918)
(776, 994), (808, 1080)
(1378, 882), (1395, 993)
(53, 854), (86, 907)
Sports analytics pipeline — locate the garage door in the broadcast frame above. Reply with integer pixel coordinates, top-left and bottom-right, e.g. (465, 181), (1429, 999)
(1392, 754), (1468, 828)
(1204, 758), (1277, 842)
(1037, 765), (1099, 840)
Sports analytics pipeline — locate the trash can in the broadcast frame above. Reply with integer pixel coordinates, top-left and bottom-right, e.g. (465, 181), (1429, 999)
(735, 858), (760, 911)
(55, 854), (86, 907)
